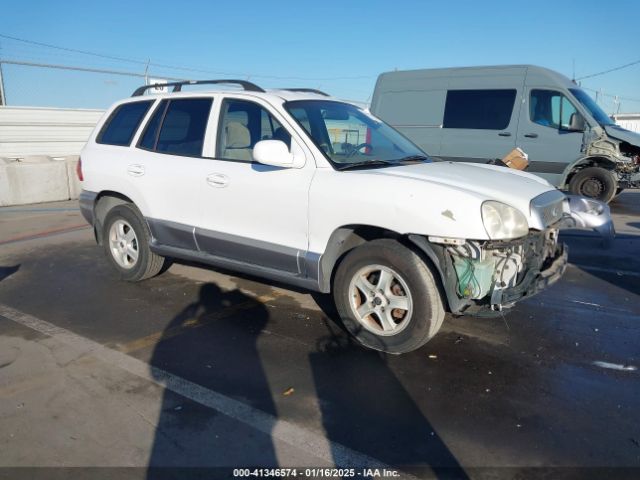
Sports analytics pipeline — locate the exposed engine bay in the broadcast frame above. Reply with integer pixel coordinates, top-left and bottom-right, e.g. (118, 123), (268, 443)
(444, 228), (563, 312)
(583, 128), (640, 189)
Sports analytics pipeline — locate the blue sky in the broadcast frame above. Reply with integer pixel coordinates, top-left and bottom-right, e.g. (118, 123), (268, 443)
(1, 0), (639, 112)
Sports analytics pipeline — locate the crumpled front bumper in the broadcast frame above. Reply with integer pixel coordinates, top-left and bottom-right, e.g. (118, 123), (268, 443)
(491, 243), (568, 307)
(565, 195), (615, 247)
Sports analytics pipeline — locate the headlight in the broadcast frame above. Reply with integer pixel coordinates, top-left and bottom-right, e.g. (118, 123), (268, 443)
(482, 201), (529, 239)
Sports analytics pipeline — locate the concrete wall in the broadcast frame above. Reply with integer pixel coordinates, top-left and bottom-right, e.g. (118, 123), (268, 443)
(0, 106), (104, 158)
(0, 156), (81, 206)
(0, 106), (103, 205)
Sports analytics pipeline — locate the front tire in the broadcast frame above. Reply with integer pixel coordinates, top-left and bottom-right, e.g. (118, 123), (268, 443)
(102, 204), (165, 282)
(569, 167), (618, 203)
(333, 239), (445, 354)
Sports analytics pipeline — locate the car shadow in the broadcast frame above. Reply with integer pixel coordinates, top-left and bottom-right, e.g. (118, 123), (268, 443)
(309, 316), (469, 479)
(146, 282), (279, 476)
(0, 265), (20, 283)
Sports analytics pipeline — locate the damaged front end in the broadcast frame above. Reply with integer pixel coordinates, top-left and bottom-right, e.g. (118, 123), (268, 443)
(410, 190), (613, 317)
(616, 148), (640, 189)
(584, 127), (640, 189)
(414, 229), (567, 316)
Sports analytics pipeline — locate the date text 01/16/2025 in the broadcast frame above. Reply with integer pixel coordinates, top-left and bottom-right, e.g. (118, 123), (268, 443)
(232, 468), (401, 478)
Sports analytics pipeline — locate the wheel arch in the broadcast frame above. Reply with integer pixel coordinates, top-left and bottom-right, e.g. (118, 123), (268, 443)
(318, 225), (456, 311)
(93, 191), (137, 245)
(562, 156), (617, 187)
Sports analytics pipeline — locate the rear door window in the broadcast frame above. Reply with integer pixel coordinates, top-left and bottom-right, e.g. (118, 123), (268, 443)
(97, 101), (153, 146)
(443, 89), (516, 130)
(154, 98), (213, 156)
(138, 100), (169, 151)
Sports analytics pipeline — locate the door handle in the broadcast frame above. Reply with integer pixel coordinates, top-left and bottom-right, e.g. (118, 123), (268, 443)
(206, 173), (229, 188)
(498, 132), (511, 137)
(524, 133), (539, 138)
(127, 164), (145, 177)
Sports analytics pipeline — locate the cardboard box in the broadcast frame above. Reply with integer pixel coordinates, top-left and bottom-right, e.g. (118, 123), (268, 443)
(501, 147), (529, 170)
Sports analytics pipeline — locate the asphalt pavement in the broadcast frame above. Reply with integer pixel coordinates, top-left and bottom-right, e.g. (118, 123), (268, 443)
(0, 193), (639, 479)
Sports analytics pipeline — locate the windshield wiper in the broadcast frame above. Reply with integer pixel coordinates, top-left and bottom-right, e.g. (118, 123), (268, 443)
(336, 160), (398, 171)
(337, 155), (429, 171)
(396, 155), (430, 163)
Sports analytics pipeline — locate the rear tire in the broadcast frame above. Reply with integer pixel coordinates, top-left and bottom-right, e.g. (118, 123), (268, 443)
(333, 239), (445, 354)
(102, 204), (165, 282)
(568, 167), (617, 203)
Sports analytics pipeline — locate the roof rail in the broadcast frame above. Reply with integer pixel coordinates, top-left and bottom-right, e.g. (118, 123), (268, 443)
(280, 88), (330, 97)
(132, 79), (265, 97)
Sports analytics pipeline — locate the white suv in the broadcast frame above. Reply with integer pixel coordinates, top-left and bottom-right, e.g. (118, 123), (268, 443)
(79, 80), (569, 354)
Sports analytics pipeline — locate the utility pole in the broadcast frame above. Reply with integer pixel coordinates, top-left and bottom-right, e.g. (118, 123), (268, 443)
(0, 60), (6, 106)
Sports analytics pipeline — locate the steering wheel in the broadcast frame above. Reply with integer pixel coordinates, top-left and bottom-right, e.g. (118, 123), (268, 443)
(346, 143), (373, 158)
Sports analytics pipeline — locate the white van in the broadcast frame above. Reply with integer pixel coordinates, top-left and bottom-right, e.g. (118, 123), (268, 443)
(371, 65), (640, 202)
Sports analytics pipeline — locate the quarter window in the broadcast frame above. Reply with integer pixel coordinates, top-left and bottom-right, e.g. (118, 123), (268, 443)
(97, 101), (153, 146)
(530, 90), (579, 130)
(152, 98), (213, 156)
(443, 89), (516, 130)
(217, 99), (291, 161)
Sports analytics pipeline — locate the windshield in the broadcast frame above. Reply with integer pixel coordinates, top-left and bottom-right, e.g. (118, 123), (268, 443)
(284, 100), (429, 169)
(569, 88), (616, 126)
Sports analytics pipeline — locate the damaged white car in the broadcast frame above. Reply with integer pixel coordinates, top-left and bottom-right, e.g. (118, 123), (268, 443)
(79, 81), (610, 353)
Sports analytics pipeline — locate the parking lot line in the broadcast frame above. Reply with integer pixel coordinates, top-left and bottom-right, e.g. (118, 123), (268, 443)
(0, 303), (412, 473)
(118, 290), (285, 354)
(0, 224), (90, 245)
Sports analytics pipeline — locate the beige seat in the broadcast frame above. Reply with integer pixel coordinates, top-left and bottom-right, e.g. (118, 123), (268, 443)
(223, 121), (252, 161)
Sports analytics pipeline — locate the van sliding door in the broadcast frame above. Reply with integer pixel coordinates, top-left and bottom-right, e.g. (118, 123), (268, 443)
(438, 89), (518, 163)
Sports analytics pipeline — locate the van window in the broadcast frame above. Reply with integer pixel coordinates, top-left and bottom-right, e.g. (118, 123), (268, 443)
(530, 90), (579, 130)
(217, 99), (291, 161)
(97, 101), (153, 146)
(155, 98), (213, 156)
(443, 89), (516, 130)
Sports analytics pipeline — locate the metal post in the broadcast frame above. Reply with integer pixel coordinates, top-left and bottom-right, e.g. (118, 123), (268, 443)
(144, 59), (150, 85)
(0, 60), (6, 106)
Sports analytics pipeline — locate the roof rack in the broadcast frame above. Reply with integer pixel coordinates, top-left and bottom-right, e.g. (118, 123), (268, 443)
(280, 88), (330, 97)
(132, 79), (265, 97)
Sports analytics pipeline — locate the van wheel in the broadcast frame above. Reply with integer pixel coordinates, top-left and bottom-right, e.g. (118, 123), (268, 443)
(333, 239), (445, 354)
(102, 204), (165, 282)
(569, 167), (617, 203)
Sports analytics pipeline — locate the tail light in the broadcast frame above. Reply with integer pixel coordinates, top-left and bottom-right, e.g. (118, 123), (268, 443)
(76, 157), (84, 181)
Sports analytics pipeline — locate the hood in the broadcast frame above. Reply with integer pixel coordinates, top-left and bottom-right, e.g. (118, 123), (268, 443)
(604, 125), (640, 146)
(363, 161), (558, 223)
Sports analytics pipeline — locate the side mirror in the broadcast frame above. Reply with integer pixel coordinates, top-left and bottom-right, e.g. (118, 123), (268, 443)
(253, 140), (294, 168)
(567, 113), (586, 132)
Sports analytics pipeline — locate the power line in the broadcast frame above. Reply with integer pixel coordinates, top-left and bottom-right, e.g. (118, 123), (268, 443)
(0, 59), (184, 81)
(581, 86), (640, 103)
(0, 33), (147, 66)
(577, 59), (640, 80)
(0, 32), (375, 81)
